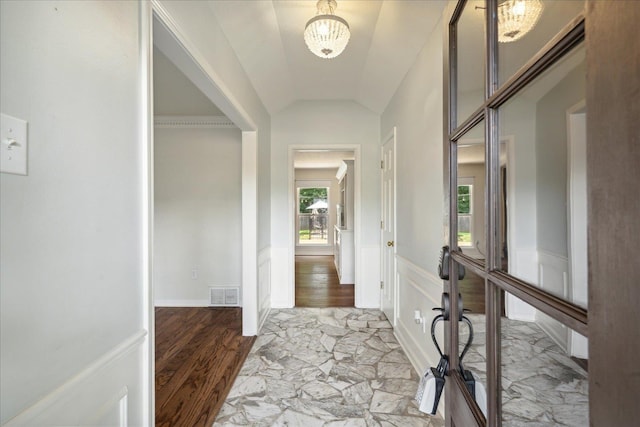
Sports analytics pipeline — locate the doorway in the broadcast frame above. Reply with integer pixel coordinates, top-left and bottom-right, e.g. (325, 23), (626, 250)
(148, 4), (261, 424)
(291, 148), (358, 307)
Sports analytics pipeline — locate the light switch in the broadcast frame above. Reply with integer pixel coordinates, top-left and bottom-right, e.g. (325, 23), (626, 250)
(1, 113), (28, 175)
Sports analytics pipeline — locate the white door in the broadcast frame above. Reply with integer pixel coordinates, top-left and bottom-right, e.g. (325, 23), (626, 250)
(381, 130), (396, 325)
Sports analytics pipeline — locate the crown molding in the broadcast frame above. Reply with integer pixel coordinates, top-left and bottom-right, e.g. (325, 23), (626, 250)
(154, 115), (237, 129)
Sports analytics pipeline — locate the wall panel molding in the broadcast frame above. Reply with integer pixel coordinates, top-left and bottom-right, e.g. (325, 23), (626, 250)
(4, 331), (146, 426)
(258, 246), (272, 332)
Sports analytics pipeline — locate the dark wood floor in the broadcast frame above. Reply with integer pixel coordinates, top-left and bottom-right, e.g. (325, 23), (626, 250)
(459, 268), (486, 314)
(295, 255), (354, 307)
(155, 307), (255, 427)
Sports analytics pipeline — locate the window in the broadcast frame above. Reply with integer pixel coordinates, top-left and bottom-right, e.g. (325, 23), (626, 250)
(457, 180), (473, 247)
(297, 187), (329, 245)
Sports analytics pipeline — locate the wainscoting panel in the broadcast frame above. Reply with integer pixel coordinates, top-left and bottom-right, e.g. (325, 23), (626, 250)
(4, 331), (147, 426)
(270, 246), (292, 308)
(537, 250), (570, 352)
(258, 247), (272, 331)
(357, 245), (381, 308)
(394, 256), (443, 376)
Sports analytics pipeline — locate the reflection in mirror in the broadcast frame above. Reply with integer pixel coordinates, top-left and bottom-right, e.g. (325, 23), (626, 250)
(457, 267), (487, 418)
(457, 120), (485, 261)
(502, 292), (588, 425)
(456, 0), (485, 126)
(499, 43), (586, 308)
(499, 0), (585, 86)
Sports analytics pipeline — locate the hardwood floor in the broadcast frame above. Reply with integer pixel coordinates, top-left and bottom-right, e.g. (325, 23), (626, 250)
(459, 268), (486, 314)
(295, 255), (354, 307)
(155, 307), (255, 427)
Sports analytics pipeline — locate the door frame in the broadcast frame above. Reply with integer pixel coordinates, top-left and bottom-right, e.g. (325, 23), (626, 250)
(380, 127), (397, 325)
(288, 145), (361, 307)
(144, 2), (262, 420)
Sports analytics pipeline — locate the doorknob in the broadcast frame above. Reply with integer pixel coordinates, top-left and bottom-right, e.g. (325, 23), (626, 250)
(387, 241), (394, 247)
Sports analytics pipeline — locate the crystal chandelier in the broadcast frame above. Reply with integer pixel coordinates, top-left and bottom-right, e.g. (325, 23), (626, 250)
(498, 0), (544, 43)
(304, 0), (350, 59)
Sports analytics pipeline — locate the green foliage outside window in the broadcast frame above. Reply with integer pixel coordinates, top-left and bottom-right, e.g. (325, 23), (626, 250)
(458, 185), (471, 214)
(298, 187), (328, 213)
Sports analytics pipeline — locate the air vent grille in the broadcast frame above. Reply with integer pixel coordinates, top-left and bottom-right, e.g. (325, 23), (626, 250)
(209, 287), (240, 307)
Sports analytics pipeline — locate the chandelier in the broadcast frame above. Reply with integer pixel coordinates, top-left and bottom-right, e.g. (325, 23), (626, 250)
(498, 0), (544, 43)
(304, 0), (350, 59)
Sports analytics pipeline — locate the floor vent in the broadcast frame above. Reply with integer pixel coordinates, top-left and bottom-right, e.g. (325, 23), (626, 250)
(209, 287), (240, 307)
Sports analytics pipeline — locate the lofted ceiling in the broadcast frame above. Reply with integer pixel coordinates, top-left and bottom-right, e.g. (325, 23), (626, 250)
(208, 0), (447, 115)
(154, 46), (224, 116)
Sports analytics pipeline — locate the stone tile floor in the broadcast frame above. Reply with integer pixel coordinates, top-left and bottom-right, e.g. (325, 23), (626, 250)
(213, 308), (444, 426)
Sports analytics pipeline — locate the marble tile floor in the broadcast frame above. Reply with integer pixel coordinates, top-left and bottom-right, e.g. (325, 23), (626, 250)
(460, 314), (589, 426)
(213, 308), (444, 427)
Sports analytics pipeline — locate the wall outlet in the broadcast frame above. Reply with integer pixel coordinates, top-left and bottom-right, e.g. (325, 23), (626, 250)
(191, 268), (198, 280)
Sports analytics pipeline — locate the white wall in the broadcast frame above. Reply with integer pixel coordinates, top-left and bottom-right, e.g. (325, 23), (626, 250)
(1, 1), (146, 424)
(156, 0), (271, 252)
(271, 101), (380, 308)
(380, 14), (445, 378)
(154, 127), (242, 305)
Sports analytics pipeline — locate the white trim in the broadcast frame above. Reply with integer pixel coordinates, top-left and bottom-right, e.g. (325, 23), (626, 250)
(566, 100), (588, 359)
(287, 145), (362, 308)
(154, 115), (236, 128)
(242, 131), (258, 335)
(380, 127), (397, 323)
(4, 331), (147, 426)
(139, 2), (154, 425)
(258, 247), (272, 333)
(396, 255), (442, 303)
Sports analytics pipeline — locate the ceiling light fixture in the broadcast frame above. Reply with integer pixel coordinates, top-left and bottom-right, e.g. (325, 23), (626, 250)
(498, 0), (544, 43)
(304, 0), (350, 59)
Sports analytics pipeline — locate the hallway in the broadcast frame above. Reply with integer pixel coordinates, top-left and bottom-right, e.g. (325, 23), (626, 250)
(295, 256), (355, 308)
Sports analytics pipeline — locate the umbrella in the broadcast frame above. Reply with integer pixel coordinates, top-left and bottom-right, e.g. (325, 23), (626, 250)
(306, 200), (328, 210)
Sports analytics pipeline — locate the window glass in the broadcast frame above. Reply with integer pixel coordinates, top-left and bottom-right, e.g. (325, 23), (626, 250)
(498, 43), (586, 307)
(457, 181), (474, 247)
(458, 266), (487, 420)
(297, 187), (329, 245)
(457, 119), (485, 260)
(499, 0), (585, 86)
(456, 0), (486, 126)
(501, 292), (589, 426)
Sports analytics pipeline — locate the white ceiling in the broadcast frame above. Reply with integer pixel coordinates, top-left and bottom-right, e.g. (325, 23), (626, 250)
(294, 150), (355, 169)
(154, 47), (224, 116)
(208, 0), (447, 114)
